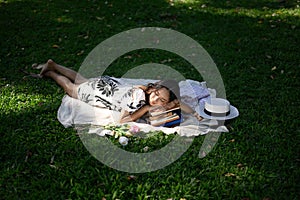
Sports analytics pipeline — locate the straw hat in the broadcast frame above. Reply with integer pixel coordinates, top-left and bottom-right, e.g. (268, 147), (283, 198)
(199, 98), (239, 120)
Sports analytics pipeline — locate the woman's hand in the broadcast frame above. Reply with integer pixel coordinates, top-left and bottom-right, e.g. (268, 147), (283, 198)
(178, 101), (203, 121)
(192, 111), (203, 121)
(164, 99), (180, 110)
(119, 105), (150, 123)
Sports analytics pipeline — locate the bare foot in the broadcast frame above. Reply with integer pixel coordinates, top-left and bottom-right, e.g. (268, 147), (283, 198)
(32, 59), (56, 77)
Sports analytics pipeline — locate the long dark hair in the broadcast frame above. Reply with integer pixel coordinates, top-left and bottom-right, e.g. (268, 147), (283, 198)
(144, 79), (180, 103)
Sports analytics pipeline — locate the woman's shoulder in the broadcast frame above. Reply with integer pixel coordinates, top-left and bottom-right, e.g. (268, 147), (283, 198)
(132, 85), (146, 91)
(133, 87), (146, 95)
(123, 86), (145, 100)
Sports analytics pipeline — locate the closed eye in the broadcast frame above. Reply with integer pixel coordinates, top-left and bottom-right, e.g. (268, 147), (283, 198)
(154, 90), (167, 103)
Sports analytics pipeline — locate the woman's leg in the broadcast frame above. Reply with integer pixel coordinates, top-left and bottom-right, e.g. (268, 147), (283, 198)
(44, 71), (79, 99)
(35, 59), (87, 84)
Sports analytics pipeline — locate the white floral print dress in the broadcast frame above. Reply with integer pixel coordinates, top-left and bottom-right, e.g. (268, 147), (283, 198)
(77, 76), (146, 113)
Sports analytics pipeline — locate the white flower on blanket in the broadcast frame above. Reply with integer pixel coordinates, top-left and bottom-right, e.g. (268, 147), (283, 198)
(119, 136), (129, 146)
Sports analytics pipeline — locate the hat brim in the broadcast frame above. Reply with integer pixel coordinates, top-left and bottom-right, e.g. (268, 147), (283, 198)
(198, 104), (239, 120)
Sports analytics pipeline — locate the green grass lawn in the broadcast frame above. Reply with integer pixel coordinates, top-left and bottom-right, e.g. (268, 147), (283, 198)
(1, 0), (299, 199)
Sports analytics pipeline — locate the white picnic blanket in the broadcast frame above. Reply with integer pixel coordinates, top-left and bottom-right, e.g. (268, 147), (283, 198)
(57, 78), (228, 136)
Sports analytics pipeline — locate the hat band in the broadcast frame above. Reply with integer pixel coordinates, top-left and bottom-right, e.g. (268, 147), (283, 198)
(204, 109), (230, 117)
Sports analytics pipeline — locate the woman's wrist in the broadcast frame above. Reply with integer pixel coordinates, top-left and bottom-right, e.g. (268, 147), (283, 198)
(192, 111), (203, 121)
(144, 105), (150, 111)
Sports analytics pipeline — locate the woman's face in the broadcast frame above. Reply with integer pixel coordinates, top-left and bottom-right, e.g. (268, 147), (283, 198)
(149, 88), (170, 106)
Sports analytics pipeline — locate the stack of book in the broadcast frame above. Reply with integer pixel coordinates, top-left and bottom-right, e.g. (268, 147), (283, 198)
(148, 107), (182, 127)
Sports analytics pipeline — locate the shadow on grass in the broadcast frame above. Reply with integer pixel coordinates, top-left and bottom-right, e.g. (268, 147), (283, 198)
(1, 0), (299, 199)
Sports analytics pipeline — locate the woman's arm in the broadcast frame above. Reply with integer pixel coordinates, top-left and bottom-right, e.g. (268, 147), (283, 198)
(180, 101), (203, 121)
(164, 100), (203, 121)
(119, 105), (150, 123)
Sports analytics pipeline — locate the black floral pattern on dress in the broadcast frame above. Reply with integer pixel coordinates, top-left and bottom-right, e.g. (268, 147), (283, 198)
(127, 100), (146, 113)
(77, 87), (92, 103)
(81, 93), (93, 104)
(136, 100), (146, 109)
(122, 88), (133, 99)
(77, 76), (145, 113)
(88, 79), (97, 90)
(95, 95), (118, 111)
(96, 76), (119, 97)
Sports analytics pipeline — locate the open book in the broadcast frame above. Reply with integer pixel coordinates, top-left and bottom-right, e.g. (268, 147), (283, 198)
(148, 106), (182, 127)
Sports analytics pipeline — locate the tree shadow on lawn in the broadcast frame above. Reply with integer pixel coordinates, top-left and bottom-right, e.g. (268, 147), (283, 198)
(1, 0), (298, 102)
(0, 0), (299, 198)
(1, 0), (299, 156)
